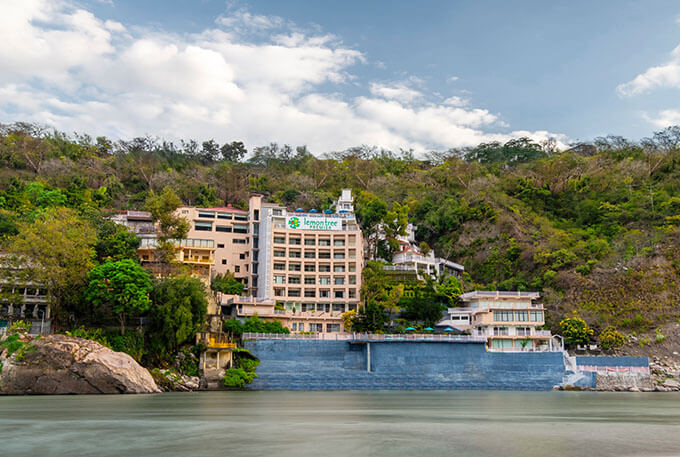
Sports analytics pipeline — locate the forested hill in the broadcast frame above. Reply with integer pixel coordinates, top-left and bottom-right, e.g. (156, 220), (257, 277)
(1, 122), (680, 335)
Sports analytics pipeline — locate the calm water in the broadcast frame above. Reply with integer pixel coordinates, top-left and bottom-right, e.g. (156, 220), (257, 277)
(2, 391), (680, 457)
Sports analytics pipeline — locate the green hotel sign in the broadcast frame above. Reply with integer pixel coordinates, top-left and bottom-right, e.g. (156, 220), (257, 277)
(287, 216), (341, 231)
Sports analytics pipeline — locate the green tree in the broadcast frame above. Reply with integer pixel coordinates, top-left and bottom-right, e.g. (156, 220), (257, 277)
(147, 275), (208, 362)
(85, 259), (152, 334)
(92, 217), (141, 262)
(436, 275), (463, 306)
(599, 326), (626, 350)
(144, 187), (189, 264)
(355, 191), (387, 260)
(5, 207), (96, 327)
(211, 272), (245, 295)
(559, 317), (594, 347)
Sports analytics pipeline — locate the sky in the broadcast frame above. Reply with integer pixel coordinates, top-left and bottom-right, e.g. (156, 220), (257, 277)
(1, 0), (680, 154)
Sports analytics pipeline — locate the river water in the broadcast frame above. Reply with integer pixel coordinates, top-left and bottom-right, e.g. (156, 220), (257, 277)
(2, 391), (680, 457)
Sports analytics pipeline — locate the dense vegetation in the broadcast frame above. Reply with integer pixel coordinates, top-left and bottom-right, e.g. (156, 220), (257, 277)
(1, 122), (680, 347)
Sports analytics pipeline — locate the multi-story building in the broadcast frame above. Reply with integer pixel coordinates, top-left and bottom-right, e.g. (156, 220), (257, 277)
(176, 205), (250, 285)
(0, 253), (50, 335)
(387, 247), (464, 281)
(237, 189), (363, 333)
(437, 291), (554, 351)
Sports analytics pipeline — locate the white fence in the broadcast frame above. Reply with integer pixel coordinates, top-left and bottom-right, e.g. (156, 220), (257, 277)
(242, 332), (488, 343)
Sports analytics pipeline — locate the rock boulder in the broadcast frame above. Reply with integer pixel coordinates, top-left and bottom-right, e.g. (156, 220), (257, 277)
(0, 334), (160, 394)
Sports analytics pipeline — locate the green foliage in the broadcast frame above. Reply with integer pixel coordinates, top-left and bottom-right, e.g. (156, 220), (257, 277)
(147, 275), (208, 363)
(144, 187), (189, 264)
(599, 326), (626, 350)
(435, 275), (463, 305)
(222, 368), (257, 388)
(559, 317), (594, 347)
(353, 302), (387, 333)
(655, 329), (666, 344)
(0, 333), (25, 356)
(211, 272), (245, 295)
(65, 326), (146, 361)
(85, 259), (153, 334)
(7, 320), (31, 334)
(223, 316), (290, 335)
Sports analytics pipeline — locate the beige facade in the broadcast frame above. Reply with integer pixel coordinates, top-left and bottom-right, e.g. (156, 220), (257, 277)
(177, 206), (250, 285)
(440, 291), (553, 351)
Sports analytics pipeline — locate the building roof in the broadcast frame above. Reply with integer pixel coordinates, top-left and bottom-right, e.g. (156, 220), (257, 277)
(190, 206), (249, 214)
(459, 290), (540, 300)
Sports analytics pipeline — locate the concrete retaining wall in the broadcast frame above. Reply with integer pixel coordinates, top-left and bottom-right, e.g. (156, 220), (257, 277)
(244, 340), (566, 391)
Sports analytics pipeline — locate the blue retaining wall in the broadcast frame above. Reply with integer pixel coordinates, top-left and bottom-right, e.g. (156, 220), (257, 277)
(243, 340), (568, 391)
(575, 356), (649, 367)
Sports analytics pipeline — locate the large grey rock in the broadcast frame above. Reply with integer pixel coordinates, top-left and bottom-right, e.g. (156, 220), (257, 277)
(662, 378), (680, 389)
(0, 334), (160, 395)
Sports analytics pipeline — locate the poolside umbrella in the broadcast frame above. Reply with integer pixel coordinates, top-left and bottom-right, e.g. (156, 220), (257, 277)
(309, 209), (318, 213)
(405, 327), (415, 331)
(295, 208), (304, 212)
(444, 327), (454, 332)
(323, 210), (333, 214)
(424, 327), (434, 331)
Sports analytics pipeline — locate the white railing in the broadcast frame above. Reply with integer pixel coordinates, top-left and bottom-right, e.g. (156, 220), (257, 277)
(242, 332), (488, 343)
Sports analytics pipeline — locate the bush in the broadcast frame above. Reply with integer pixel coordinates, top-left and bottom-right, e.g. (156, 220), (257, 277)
(0, 333), (25, 356)
(599, 326), (626, 350)
(655, 329), (666, 344)
(7, 320), (31, 335)
(559, 317), (594, 347)
(222, 368), (257, 388)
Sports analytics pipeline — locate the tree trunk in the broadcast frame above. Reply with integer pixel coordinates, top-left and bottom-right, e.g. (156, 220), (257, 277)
(119, 313), (126, 335)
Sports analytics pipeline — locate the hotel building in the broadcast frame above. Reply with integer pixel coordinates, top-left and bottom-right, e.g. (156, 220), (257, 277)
(437, 291), (555, 351)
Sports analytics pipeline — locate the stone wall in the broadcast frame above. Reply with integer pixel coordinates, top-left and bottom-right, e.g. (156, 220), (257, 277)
(244, 340), (567, 391)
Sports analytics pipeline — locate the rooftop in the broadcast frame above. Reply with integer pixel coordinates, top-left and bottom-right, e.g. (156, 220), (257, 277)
(459, 290), (540, 300)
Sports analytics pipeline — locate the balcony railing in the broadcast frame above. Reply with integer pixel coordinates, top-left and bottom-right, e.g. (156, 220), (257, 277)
(243, 332), (488, 342)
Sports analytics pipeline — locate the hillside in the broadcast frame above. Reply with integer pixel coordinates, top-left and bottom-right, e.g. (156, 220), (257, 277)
(1, 122), (680, 351)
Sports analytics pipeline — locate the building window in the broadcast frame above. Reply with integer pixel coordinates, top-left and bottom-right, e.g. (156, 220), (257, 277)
(233, 224), (248, 234)
(221, 259), (227, 265)
(492, 339), (513, 349)
(217, 213), (232, 220)
(289, 250), (301, 258)
(254, 209), (259, 221)
(309, 323), (323, 333)
(304, 264), (316, 272)
(274, 288), (285, 297)
(239, 253), (246, 260)
(332, 303), (345, 312)
(274, 275), (285, 284)
(235, 266), (240, 273)
(348, 275), (356, 285)
(516, 327), (532, 336)
(273, 263), (285, 271)
(493, 326), (509, 336)
(304, 276), (316, 285)
(320, 290), (330, 298)
(493, 311), (513, 322)
(326, 324), (340, 332)
(233, 239), (247, 244)
(274, 250), (286, 257)
(289, 263), (301, 271)
(319, 264), (331, 272)
(318, 239), (330, 246)
(318, 251), (331, 259)
(304, 251), (315, 259)
(530, 311), (543, 322)
(333, 265), (345, 273)
(288, 276), (301, 284)
(348, 264), (356, 272)
(292, 323), (297, 331)
(195, 222), (212, 231)
(298, 323), (304, 331)
(288, 289), (301, 297)
(334, 290), (345, 299)
(333, 252), (345, 259)
(319, 277), (330, 285)
(304, 289), (316, 298)
(304, 238), (315, 246)
(334, 276), (345, 285)
(515, 311), (529, 322)
(289, 238), (301, 245)
(217, 243), (225, 248)
(197, 211), (215, 218)
(333, 239), (345, 246)
(234, 214), (248, 221)
(348, 289), (356, 299)
(274, 236), (286, 244)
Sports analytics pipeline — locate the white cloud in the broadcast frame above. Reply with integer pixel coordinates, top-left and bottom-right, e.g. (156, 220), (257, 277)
(0, 0), (567, 153)
(447, 76), (459, 83)
(643, 109), (680, 128)
(617, 44), (680, 96)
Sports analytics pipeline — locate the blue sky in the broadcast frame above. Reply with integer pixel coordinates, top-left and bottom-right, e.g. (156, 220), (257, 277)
(1, 0), (680, 152)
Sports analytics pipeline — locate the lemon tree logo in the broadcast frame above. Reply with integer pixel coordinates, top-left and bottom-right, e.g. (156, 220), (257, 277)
(288, 217), (301, 229)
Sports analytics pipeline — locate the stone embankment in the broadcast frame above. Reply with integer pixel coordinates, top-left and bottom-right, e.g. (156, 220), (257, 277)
(0, 334), (160, 394)
(649, 356), (680, 392)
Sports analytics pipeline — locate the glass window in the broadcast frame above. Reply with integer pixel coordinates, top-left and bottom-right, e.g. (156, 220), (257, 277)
(332, 303), (345, 312)
(288, 276), (301, 284)
(304, 264), (316, 272)
(310, 323), (323, 332)
(288, 289), (301, 297)
(217, 243), (225, 248)
(195, 222), (212, 231)
(348, 289), (356, 299)
(304, 276), (316, 285)
(334, 290), (345, 299)
(530, 311), (543, 322)
(319, 264), (331, 272)
(333, 265), (345, 273)
(515, 311), (529, 322)
(289, 238), (301, 245)
(326, 324), (340, 332)
(348, 275), (356, 285)
(233, 224), (248, 234)
(215, 225), (232, 232)
(235, 266), (240, 273)
(348, 264), (356, 272)
(318, 251), (331, 259)
(274, 275), (285, 284)
(289, 263), (301, 271)
(197, 211), (215, 218)
(304, 238), (316, 246)
(304, 289), (316, 298)
(274, 263), (285, 271)
(320, 290), (330, 298)
(274, 236), (286, 244)
(289, 250), (301, 258)
(333, 239), (345, 246)
(233, 239), (247, 244)
(292, 323), (297, 331)
(298, 323), (304, 331)
(221, 259), (227, 265)
(234, 214), (248, 221)
(217, 213), (232, 220)
(274, 250), (285, 257)
(304, 251), (315, 259)
(334, 276), (345, 285)
(319, 277), (330, 285)
(318, 239), (330, 246)
(333, 252), (345, 259)
(493, 311), (513, 322)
